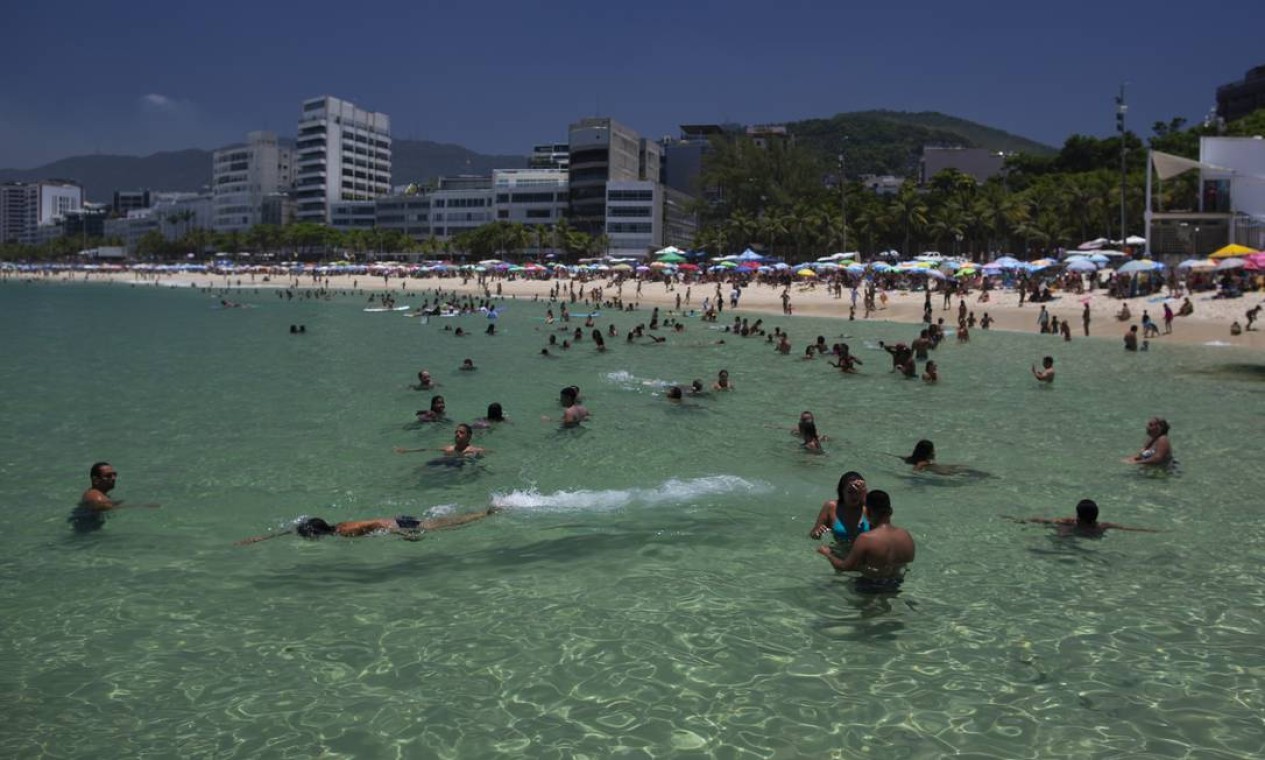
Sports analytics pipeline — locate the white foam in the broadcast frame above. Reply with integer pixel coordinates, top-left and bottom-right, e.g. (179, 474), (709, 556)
(604, 369), (676, 389)
(1203, 341), (1232, 347)
(491, 475), (769, 514)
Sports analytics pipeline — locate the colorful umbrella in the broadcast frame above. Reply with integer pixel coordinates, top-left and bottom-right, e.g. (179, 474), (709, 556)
(1209, 243), (1259, 259)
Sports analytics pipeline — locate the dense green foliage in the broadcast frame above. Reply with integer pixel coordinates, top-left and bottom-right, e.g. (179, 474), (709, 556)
(689, 108), (1265, 259)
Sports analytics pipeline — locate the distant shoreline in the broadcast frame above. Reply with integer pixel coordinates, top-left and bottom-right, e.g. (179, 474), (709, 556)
(6, 269), (1264, 352)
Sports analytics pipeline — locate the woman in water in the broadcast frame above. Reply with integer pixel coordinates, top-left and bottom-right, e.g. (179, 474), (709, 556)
(900, 439), (987, 477)
(1124, 417), (1174, 471)
(473, 402), (507, 429)
(416, 395), (447, 423)
(809, 471), (869, 547)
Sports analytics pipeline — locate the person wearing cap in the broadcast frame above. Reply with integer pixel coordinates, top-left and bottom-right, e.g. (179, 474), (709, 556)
(815, 489), (915, 592)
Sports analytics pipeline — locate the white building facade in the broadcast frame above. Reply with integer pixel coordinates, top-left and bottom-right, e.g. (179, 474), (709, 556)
(294, 96), (391, 225)
(1, 181), (83, 244)
(212, 131), (294, 232)
(604, 180), (661, 256)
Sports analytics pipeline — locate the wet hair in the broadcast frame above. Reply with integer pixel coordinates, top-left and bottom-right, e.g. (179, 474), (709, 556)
(1150, 417), (1170, 435)
(296, 517), (336, 539)
(90, 461), (111, 479)
(560, 385), (578, 405)
(866, 489), (892, 515)
(1042, 356), (1054, 367)
(455, 423), (473, 437)
(904, 439), (935, 464)
(1075, 499), (1099, 523)
(801, 421), (819, 442)
(666, 385), (683, 400)
(691, 379), (703, 392)
(429, 395), (444, 412)
(486, 402), (504, 421)
(836, 471), (864, 501)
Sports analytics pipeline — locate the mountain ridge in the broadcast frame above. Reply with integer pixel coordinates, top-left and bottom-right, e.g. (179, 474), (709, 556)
(0, 111), (1055, 201)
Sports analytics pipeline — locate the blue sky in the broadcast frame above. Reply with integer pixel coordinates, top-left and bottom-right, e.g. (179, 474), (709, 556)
(1, 0), (1260, 168)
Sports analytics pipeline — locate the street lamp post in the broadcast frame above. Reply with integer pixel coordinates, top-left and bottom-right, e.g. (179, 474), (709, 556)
(838, 153), (848, 253)
(1116, 84), (1128, 247)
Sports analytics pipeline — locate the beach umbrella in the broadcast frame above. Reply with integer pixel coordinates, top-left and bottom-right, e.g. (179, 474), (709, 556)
(678, 263), (699, 271)
(635, 265), (651, 273)
(1246, 253), (1265, 271)
(737, 249), (764, 262)
(1077, 237), (1109, 250)
(718, 260), (738, 268)
(1117, 259), (1161, 274)
(1065, 259), (1098, 273)
(796, 268), (817, 277)
(992, 256), (1022, 269)
(926, 269), (948, 280)
(1176, 258), (1215, 270)
(1209, 243), (1258, 259)
(1030, 258), (1059, 269)
(611, 263), (633, 272)
(654, 246), (684, 257)
(656, 251), (686, 263)
(1215, 257), (1246, 271)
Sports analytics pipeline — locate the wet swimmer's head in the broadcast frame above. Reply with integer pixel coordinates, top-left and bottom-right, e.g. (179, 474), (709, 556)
(296, 517), (336, 539)
(666, 385), (683, 400)
(90, 461), (117, 491)
(904, 439), (935, 464)
(1075, 499), (1099, 524)
(560, 385), (580, 407)
(1146, 417), (1169, 436)
(486, 402), (505, 421)
(866, 489), (892, 516)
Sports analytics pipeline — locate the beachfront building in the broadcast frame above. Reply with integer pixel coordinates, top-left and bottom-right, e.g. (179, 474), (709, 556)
(104, 192), (213, 253)
(112, 190), (152, 216)
(1216, 64), (1265, 123)
(920, 146), (1006, 184)
(375, 192), (431, 241)
(211, 131), (295, 233)
(567, 117), (660, 238)
(528, 143), (569, 170)
(1147, 136), (1265, 257)
(294, 96), (391, 225)
(33, 205), (109, 245)
(493, 169), (568, 228)
(602, 180), (696, 257)
(0, 180), (83, 244)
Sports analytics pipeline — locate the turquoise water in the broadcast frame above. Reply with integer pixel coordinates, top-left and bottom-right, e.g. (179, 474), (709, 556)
(2, 281), (1263, 759)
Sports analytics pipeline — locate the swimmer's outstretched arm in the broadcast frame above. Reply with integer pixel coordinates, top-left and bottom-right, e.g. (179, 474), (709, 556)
(234, 530), (293, 546)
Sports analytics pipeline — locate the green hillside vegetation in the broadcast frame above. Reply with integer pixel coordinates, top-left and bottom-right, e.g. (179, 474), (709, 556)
(690, 108), (1265, 260)
(788, 110), (1056, 177)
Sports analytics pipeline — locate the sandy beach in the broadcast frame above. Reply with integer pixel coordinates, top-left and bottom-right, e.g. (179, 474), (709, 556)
(9, 268), (1265, 351)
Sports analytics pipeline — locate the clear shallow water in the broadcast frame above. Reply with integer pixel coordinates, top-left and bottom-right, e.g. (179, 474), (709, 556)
(2, 281), (1264, 759)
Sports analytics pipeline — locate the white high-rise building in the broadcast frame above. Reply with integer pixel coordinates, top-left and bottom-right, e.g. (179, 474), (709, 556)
(212, 131), (294, 232)
(0, 180), (82, 244)
(294, 96), (391, 224)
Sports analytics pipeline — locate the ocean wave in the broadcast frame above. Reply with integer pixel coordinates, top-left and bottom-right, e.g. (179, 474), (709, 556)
(604, 369), (676, 389)
(491, 475), (770, 513)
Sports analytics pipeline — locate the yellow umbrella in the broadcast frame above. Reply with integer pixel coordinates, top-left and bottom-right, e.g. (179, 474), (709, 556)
(796, 268), (817, 277)
(1210, 243), (1259, 259)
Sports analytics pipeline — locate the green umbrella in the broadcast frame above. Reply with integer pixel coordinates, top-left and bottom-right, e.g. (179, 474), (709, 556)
(657, 252), (687, 263)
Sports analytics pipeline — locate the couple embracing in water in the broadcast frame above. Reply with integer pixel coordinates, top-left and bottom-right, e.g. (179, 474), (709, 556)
(808, 471), (915, 593)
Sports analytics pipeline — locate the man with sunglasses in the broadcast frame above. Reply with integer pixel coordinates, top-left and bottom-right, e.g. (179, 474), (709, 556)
(69, 462), (158, 532)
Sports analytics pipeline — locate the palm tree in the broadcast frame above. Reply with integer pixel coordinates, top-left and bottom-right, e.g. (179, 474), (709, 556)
(888, 182), (929, 257)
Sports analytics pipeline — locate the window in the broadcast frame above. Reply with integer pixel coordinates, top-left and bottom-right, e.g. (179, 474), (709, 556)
(510, 192), (555, 204)
(608, 222), (652, 234)
(608, 206), (650, 217)
(608, 190), (654, 202)
(526, 209), (551, 219)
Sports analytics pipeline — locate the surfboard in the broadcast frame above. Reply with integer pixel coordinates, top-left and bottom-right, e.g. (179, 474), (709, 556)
(364, 305), (411, 312)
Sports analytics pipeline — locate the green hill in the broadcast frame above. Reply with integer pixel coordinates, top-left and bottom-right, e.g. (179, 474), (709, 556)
(789, 110), (1056, 177)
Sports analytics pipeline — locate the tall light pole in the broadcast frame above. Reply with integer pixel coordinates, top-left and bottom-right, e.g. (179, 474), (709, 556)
(838, 152), (848, 253)
(1116, 84), (1128, 248)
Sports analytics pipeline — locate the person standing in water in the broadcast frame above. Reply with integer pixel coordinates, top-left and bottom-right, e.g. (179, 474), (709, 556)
(816, 490), (915, 592)
(69, 462), (159, 532)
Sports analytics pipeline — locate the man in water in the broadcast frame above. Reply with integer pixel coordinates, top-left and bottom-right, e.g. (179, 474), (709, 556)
(69, 462), (159, 532)
(394, 423), (486, 458)
(1013, 499), (1154, 537)
(1031, 356), (1054, 383)
(235, 507), (499, 545)
(815, 490), (914, 592)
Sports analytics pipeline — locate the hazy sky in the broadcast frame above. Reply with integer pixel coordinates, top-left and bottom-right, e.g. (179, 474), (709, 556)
(2, 0), (1260, 168)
